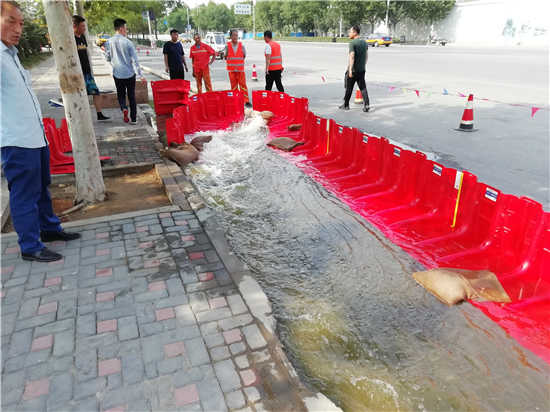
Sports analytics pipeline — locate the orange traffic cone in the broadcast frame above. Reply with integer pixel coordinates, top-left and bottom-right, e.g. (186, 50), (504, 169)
(354, 90), (363, 104)
(251, 64), (258, 81)
(455, 94), (477, 132)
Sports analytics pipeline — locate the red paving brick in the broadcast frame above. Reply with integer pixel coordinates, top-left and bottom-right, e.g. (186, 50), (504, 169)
(198, 272), (214, 282)
(4, 247), (19, 254)
(148, 281), (166, 292)
(31, 334), (53, 352)
(96, 232), (109, 239)
(96, 291), (115, 302)
(155, 307), (175, 321)
(48, 258), (64, 266)
(103, 406), (126, 412)
(240, 369), (258, 386)
(159, 213), (171, 218)
(164, 341), (186, 358)
(223, 329), (242, 345)
(174, 384), (199, 406)
(188, 252), (204, 261)
(144, 259), (160, 268)
(22, 378), (49, 400)
(209, 297), (227, 309)
(139, 242), (153, 249)
(181, 235), (195, 242)
(37, 301), (57, 315)
(96, 268), (113, 278)
(97, 319), (117, 333)
(1, 265), (14, 275)
(98, 358), (121, 376)
(96, 249), (110, 256)
(136, 226), (148, 232)
(175, 220), (189, 226)
(44, 276), (61, 287)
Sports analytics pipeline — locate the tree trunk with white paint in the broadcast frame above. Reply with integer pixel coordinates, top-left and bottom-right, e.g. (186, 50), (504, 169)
(43, 0), (105, 203)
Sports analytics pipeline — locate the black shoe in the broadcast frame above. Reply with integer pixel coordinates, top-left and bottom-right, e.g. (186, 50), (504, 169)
(22, 247), (63, 262)
(40, 230), (81, 242)
(245, 102), (252, 108)
(363, 106), (370, 112)
(338, 104), (350, 110)
(97, 112), (110, 121)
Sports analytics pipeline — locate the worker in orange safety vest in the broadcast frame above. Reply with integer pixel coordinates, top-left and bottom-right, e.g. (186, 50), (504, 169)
(224, 29), (251, 107)
(189, 33), (216, 94)
(263, 30), (284, 92)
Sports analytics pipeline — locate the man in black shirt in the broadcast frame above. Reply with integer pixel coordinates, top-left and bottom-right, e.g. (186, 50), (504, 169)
(163, 29), (188, 80)
(73, 15), (109, 121)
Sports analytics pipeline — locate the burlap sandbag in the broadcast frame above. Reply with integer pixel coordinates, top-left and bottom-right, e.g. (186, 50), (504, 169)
(160, 143), (199, 167)
(412, 268), (511, 306)
(261, 111), (274, 121)
(288, 124), (302, 131)
(190, 135), (212, 152)
(267, 137), (304, 152)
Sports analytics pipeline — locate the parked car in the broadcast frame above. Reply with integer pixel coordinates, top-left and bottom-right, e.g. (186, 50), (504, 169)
(365, 33), (392, 47)
(431, 37), (447, 46)
(204, 32), (227, 59)
(96, 34), (110, 47)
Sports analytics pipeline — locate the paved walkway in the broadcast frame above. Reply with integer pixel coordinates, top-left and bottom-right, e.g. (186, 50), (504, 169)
(1, 207), (282, 411)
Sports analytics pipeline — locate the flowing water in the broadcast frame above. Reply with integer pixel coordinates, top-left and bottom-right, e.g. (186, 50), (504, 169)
(186, 117), (549, 411)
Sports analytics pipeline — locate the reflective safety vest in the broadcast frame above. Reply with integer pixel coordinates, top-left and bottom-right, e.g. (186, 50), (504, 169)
(266, 41), (283, 71)
(226, 41), (245, 72)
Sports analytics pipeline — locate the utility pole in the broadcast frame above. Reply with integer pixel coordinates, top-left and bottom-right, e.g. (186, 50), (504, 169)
(252, 0), (255, 40)
(187, 6), (190, 36)
(146, 10), (154, 48)
(339, 15), (342, 37)
(385, 0), (390, 34)
(42, 0), (105, 204)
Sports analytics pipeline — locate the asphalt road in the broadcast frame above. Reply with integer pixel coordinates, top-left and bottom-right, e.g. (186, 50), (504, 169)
(139, 41), (549, 208)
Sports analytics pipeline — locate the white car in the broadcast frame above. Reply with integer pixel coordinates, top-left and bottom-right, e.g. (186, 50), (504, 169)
(204, 32), (227, 59)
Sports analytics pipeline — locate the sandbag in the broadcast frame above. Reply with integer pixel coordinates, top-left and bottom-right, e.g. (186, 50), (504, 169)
(190, 135), (212, 152)
(412, 268), (511, 306)
(160, 143), (199, 167)
(288, 124), (302, 131)
(267, 137), (304, 152)
(261, 111), (274, 121)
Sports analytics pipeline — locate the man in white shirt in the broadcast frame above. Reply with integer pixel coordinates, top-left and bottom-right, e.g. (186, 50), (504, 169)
(1, 1), (80, 262)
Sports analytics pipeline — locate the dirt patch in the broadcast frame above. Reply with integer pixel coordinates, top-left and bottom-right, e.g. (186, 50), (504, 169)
(2, 169), (171, 232)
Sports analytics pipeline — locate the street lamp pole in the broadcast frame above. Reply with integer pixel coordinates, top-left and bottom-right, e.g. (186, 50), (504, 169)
(385, 0), (390, 34)
(252, 0), (256, 40)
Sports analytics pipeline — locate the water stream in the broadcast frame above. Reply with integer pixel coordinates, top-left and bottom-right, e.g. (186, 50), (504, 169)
(186, 117), (549, 411)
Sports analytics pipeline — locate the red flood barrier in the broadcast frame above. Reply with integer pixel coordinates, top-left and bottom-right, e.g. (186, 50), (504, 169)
(249, 90), (549, 364)
(151, 79), (190, 115)
(43, 118), (111, 175)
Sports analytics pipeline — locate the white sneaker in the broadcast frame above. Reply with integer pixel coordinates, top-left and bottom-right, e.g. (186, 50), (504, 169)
(129, 120), (138, 125)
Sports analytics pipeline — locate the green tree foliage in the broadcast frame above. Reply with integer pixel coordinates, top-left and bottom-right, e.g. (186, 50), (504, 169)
(17, 1), (48, 59)
(193, 2), (233, 32)
(167, 6), (194, 32)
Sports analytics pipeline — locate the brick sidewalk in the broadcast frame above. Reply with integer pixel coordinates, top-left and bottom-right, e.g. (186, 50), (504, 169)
(0, 207), (282, 411)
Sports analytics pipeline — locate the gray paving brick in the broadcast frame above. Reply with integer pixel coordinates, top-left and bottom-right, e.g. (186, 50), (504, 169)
(34, 318), (73, 337)
(174, 304), (196, 327)
(48, 372), (73, 404)
(135, 289), (168, 303)
(197, 378), (228, 412)
(214, 359), (241, 393)
(107, 373), (122, 390)
(210, 345), (230, 362)
(123, 223), (136, 234)
(122, 352), (144, 384)
(26, 359), (52, 380)
(73, 376), (106, 400)
(76, 314), (95, 337)
(75, 349), (97, 381)
(179, 269), (198, 285)
(52, 356), (73, 372)
(139, 322), (164, 337)
(189, 292), (209, 313)
(185, 279), (218, 293)
(3, 354), (26, 373)
(76, 332), (117, 353)
(17, 297), (40, 319)
(244, 386), (261, 403)
(166, 277), (185, 296)
(226, 389), (246, 409)
(53, 330), (74, 357)
(8, 328), (33, 358)
(73, 395), (98, 412)
(96, 280), (130, 293)
(96, 305), (135, 321)
(204, 333), (224, 349)
(24, 349), (50, 367)
(154, 294), (189, 309)
(57, 298), (77, 320)
(141, 336), (163, 364)
(144, 361), (158, 379)
(218, 314), (254, 331)
(227, 294), (248, 316)
(118, 315), (139, 341)
(195, 307), (232, 324)
(17, 396), (46, 411)
(229, 342), (246, 355)
(185, 337), (210, 366)
(157, 356), (182, 375)
(242, 324), (267, 350)
(4, 275), (28, 288)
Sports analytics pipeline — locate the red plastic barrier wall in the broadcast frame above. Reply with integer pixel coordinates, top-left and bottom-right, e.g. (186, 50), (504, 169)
(250, 90), (550, 364)
(151, 79), (190, 115)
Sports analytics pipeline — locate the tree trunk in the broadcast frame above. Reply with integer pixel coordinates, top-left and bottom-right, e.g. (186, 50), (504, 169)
(43, 0), (105, 204)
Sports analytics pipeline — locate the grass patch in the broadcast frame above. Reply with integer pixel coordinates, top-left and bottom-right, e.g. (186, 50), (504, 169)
(20, 51), (52, 69)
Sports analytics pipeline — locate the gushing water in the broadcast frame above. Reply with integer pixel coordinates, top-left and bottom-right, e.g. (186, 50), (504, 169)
(187, 117), (549, 411)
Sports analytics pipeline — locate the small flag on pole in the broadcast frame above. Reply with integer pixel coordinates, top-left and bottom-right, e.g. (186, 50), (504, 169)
(321, 76), (326, 83)
(415, 90), (420, 97)
(531, 107), (540, 118)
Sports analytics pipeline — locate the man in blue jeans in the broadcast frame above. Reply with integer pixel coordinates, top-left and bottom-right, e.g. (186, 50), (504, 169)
(105, 18), (146, 125)
(1, 1), (80, 262)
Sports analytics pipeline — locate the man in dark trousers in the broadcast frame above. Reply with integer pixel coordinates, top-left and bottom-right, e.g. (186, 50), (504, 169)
(163, 29), (188, 80)
(263, 30), (284, 92)
(1, 1), (80, 262)
(105, 18), (146, 124)
(340, 25), (370, 112)
(73, 15), (109, 121)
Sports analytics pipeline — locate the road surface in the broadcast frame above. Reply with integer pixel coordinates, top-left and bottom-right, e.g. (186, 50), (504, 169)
(142, 41), (549, 208)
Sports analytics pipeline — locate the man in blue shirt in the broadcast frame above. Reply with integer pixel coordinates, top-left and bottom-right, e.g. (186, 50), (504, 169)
(105, 18), (146, 124)
(1, 1), (80, 262)
(163, 29), (188, 80)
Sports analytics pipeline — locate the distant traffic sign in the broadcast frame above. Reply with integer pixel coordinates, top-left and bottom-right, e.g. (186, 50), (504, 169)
(234, 3), (251, 15)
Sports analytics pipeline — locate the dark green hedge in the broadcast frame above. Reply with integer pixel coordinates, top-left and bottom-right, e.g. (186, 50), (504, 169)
(17, 20), (48, 59)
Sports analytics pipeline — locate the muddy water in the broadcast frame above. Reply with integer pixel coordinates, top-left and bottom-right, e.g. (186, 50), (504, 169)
(186, 117), (549, 411)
